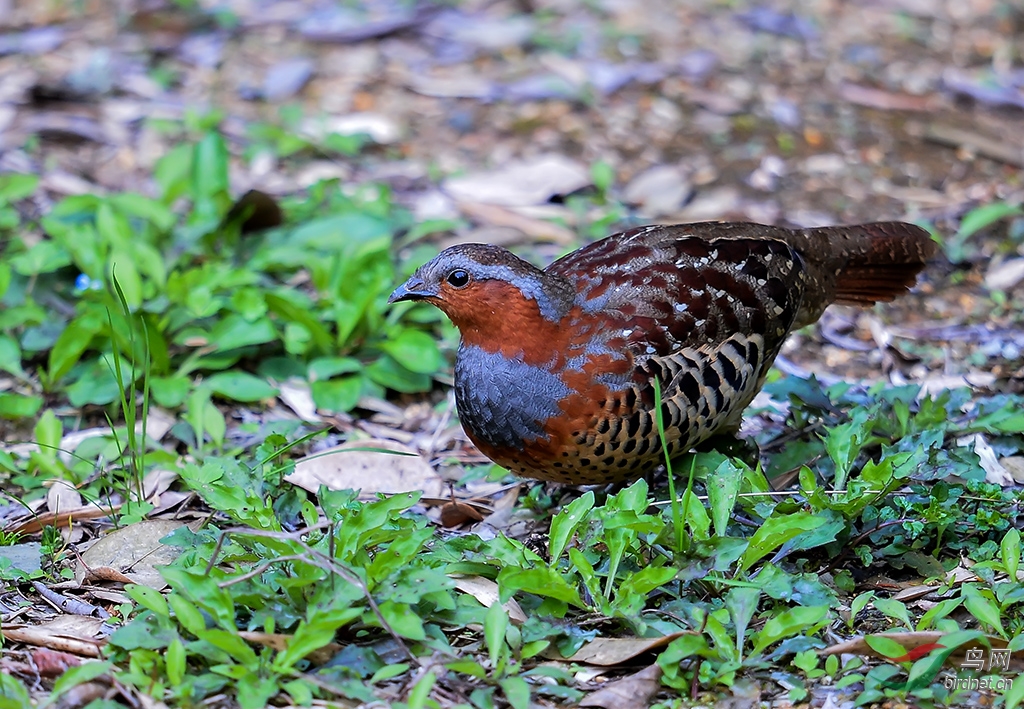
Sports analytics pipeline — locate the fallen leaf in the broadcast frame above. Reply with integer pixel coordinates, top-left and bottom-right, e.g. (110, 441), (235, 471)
(579, 664), (663, 709)
(443, 155), (590, 207)
(957, 434), (1013, 486)
(452, 575), (527, 625)
(821, 631), (1022, 671)
(77, 519), (187, 589)
(277, 379), (320, 422)
(46, 479), (81, 515)
(985, 258), (1024, 292)
(287, 439), (445, 498)
(566, 632), (689, 666)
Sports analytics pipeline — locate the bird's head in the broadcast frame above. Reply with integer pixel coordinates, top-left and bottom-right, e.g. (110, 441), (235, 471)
(388, 243), (575, 342)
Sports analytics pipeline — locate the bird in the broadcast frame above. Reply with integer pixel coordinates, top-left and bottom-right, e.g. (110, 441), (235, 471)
(388, 221), (936, 484)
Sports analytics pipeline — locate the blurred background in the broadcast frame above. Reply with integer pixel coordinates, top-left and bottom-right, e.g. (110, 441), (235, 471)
(1, 0), (1023, 434)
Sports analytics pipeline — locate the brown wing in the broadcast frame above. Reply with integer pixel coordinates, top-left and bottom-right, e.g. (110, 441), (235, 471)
(546, 223), (808, 360)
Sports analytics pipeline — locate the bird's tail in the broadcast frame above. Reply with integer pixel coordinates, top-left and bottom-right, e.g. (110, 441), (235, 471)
(803, 222), (938, 305)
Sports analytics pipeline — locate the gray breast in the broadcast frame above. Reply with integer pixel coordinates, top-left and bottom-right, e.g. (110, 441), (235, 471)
(453, 344), (570, 450)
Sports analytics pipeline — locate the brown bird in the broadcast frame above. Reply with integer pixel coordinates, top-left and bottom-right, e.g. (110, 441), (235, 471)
(389, 221), (936, 484)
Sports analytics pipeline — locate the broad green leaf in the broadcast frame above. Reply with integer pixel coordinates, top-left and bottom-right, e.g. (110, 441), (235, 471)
(707, 458), (743, 536)
(49, 661), (114, 702)
(48, 310), (105, 383)
(34, 409), (62, 459)
(125, 584), (169, 618)
(0, 334), (24, 377)
(1004, 671), (1024, 709)
(1002, 528), (1021, 579)
(740, 512), (825, 571)
(726, 586), (761, 656)
(548, 491), (594, 563)
(150, 375), (191, 408)
(498, 567), (584, 607)
(0, 173), (39, 203)
(380, 329), (442, 374)
(962, 584), (1007, 638)
(872, 597), (913, 630)
(10, 240), (71, 276)
(378, 601), (425, 640)
(208, 314), (278, 352)
(864, 634), (910, 659)
(366, 356), (432, 394)
(205, 371), (278, 402)
(485, 602), (509, 669)
(751, 605), (828, 656)
(311, 376), (362, 412)
(500, 676), (531, 709)
(958, 202), (1022, 240)
(0, 392), (43, 419)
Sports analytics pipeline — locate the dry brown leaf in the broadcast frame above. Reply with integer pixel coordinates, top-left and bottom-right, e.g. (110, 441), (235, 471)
(452, 576), (528, 625)
(77, 519), (187, 589)
(579, 663), (663, 709)
(1, 616), (107, 657)
(443, 155), (590, 207)
(566, 632), (689, 666)
(277, 379), (320, 422)
(7, 502), (119, 535)
(455, 200), (576, 244)
(287, 439), (445, 498)
(142, 468), (178, 501)
(46, 479), (82, 515)
(439, 501), (486, 527)
(821, 631), (1022, 671)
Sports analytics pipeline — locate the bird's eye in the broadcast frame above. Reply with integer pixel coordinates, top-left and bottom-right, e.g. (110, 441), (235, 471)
(446, 269), (470, 288)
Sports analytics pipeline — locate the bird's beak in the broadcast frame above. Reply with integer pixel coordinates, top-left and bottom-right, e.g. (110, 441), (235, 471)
(388, 277), (436, 304)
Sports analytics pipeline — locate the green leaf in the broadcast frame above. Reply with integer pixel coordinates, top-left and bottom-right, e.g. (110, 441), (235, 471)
(166, 638), (186, 686)
(209, 314), (278, 352)
(498, 567), (584, 607)
(0, 335), (24, 377)
(378, 601), (425, 640)
(311, 376), (362, 413)
(726, 586), (761, 656)
(0, 673), (32, 707)
(205, 371), (278, 402)
(0, 173), (39, 203)
(864, 634), (909, 659)
(485, 602), (509, 669)
(740, 511), (825, 571)
(48, 310), (105, 383)
(380, 329), (442, 374)
(707, 458), (743, 536)
(150, 375), (191, 408)
(750, 605), (828, 656)
(0, 393), (43, 419)
(10, 240), (71, 275)
(366, 356), (432, 394)
(125, 584), (169, 618)
(265, 292), (334, 354)
(407, 669), (436, 709)
(1004, 671), (1024, 709)
(548, 491), (594, 564)
(50, 661), (114, 702)
(958, 202), (1022, 240)
(962, 584), (1007, 638)
(872, 597), (913, 630)
(34, 409), (62, 460)
(1002, 528), (1021, 579)
(500, 676), (532, 709)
